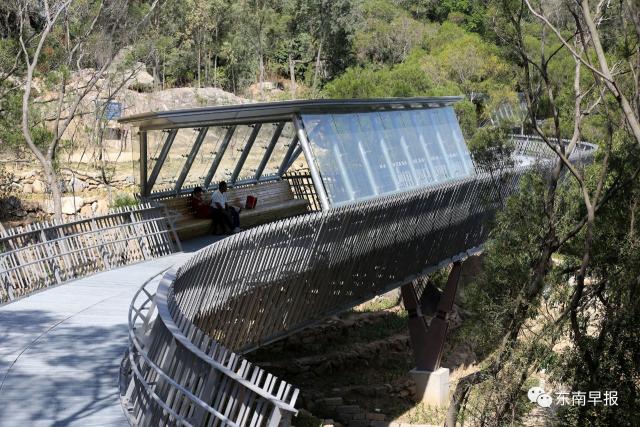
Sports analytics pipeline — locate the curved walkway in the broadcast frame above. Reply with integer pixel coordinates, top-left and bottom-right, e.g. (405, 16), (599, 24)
(0, 236), (219, 427)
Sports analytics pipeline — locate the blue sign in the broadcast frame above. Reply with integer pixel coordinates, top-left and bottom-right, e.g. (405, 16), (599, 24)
(103, 101), (122, 121)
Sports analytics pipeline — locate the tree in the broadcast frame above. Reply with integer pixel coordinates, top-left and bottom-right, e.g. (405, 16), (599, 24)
(2, 0), (157, 220)
(446, 0), (640, 424)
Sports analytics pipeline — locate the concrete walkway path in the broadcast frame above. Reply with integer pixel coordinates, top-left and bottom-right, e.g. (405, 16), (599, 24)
(0, 235), (220, 427)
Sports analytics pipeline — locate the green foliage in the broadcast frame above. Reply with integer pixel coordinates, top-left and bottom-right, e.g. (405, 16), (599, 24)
(456, 172), (548, 356)
(353, 0), (427, 65)
(468, 125), (515, 173)
(111, 193), (139, 208)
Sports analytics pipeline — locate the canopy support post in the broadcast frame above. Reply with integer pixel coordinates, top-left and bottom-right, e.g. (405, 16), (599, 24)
(204, 125), (236, 189)
(139, 130), (148, 198)
(147, 129), (178, 194)
(255, 122), (285, 181)
(231, 123), (262, 184)
(292, 114), (330, 211)
(174, 127), (209, 194)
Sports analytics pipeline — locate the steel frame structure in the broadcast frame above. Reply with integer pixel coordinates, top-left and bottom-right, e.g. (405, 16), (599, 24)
(119, 99), (598, 426)
(120, 97), (465, 202)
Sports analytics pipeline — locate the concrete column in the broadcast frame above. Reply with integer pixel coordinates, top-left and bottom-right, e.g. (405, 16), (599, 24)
(410, 367), (450, 407)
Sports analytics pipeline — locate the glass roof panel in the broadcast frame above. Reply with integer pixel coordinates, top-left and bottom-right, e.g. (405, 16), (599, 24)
(181, 125), (229, 189)
(302, 106), (475, 206)
(260, 122), (297, 179)
(149, 128), (194, 191)
(211, 124), (252, 184)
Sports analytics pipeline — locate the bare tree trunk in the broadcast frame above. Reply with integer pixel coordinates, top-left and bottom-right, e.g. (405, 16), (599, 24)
(205, 47), (210, 86)
(197, 41), (201, 88)
(213, 54), (218, 88)
(288, 53), (296, 97)
(313, 37), (323, 91)
(259, 54), (265, 95)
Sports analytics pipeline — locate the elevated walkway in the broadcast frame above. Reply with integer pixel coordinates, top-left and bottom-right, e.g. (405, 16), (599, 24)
(0, 237), (218, 426)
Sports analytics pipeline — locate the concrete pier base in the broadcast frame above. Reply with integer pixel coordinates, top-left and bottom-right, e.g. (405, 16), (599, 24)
(410, 367), (450, 407)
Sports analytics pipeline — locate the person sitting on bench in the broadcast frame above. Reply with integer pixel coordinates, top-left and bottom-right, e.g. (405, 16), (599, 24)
(191, 187), (226, 234)
(211, 181), (241, 233)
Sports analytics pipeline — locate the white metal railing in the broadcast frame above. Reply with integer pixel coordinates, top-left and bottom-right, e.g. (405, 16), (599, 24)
(122, 271), (298, 426)
(0, 204), (181, 303)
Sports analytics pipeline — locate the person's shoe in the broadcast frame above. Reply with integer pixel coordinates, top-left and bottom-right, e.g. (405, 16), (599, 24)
(232, 227), (242, 233)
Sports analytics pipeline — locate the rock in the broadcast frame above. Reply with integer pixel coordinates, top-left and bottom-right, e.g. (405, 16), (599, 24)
(367, 412), (386, 421)
(80, 204), (93, 217)
(61, 196), (83, 214)
(125, 175), (136, 184)
(84, 195), (98, 204)
(319, 397), (343, 407)
(22, 201), (39, 212)
(68, 176), (87, 192)
(39, 199), (54, 214)
(23, 183), (33, 194)
(95, 199), (109, 215)
(32, 179), (45, 193)
(91, 201), (98, 212)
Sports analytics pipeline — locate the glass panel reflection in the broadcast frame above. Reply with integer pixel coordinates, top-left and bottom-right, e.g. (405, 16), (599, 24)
(302, 106), (474, 206)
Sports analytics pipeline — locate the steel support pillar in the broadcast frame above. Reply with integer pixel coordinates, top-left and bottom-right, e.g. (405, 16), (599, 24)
(139, 130), (148, 197)
(401, 260), (462, 372)
(402, 261), (462, 407)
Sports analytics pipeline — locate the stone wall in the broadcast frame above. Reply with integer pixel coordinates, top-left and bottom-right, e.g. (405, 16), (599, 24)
(3, 167), (135, 224)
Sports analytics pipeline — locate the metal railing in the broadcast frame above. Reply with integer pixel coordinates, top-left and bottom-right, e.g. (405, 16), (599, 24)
(123, 136), (597, 426)
(511, 134), (598, 162)
(282, 170), (321, 212)
(0, 204), (181, 303)
(122, 270), (298, 427)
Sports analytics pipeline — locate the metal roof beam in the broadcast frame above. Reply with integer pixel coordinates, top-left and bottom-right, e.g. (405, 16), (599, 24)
(204, 126), (236, 189)
(118, 97), (465, 130)
(281, 145), (303, 175)
(174, 127), (209, 194)
(254, 122), (285, 181)
(230, 123), (262, 184)
(277, 135), (299, 177)
(146, 128), (178, 194)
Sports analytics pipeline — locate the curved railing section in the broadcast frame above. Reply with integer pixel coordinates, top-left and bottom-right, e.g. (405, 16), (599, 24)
(122, 271), (298, 427)
(122, 136), (597, 426)
(0, 204), (180, 304)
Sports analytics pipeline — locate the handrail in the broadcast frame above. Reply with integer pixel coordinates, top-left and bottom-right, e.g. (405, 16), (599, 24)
(125, 277), (241, 427)
(0, 204), (179, 304)
(123, 269), (298, 427)
(0, 204), (163, 242)
(156, 272), (299, 413)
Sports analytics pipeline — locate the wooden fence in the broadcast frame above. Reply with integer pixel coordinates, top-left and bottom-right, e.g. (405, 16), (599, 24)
(0, 204), (181, 304)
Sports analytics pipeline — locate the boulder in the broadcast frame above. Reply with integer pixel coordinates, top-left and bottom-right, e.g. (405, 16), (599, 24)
(61, 196), (83, 215)
(40, 199), (55, 214)
(23, 183), (33, 194)
(32, 179), (45, 193)
(80, 204), (93, 217)
(84, 195), (98, 204)
(95, 199), (109, 215)
(68, 176), (87, 192)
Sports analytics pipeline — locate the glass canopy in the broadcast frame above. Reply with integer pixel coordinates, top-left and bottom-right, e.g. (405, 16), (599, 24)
(302, 106), (475, 206)
(120, 97), (472, 205)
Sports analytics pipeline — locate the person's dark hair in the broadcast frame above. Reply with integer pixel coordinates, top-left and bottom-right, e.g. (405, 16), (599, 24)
(218, 181), (227, 191)
(192, 186), (203, 195)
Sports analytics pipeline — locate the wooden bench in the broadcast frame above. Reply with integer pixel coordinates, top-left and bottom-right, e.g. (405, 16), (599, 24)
(160, 180), (309, 240)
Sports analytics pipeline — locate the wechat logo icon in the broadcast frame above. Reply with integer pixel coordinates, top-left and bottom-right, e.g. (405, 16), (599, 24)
(528, 386), (553, 408)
